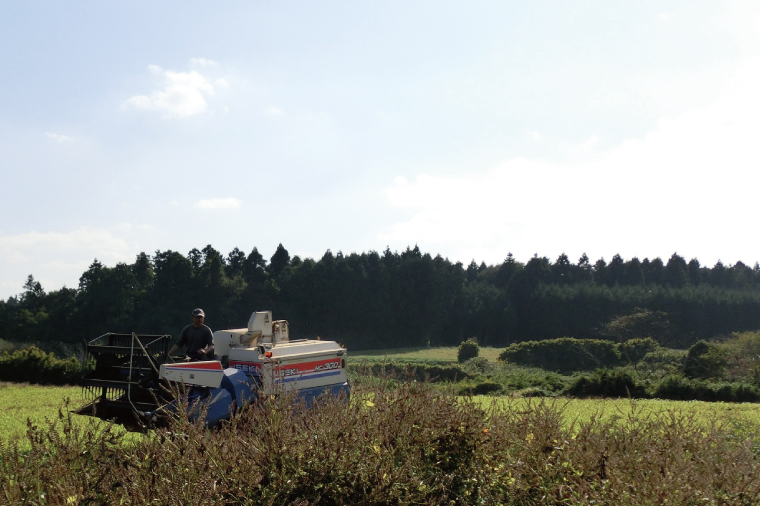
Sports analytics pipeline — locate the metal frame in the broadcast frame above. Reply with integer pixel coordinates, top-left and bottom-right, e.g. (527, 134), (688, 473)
(78, 333), (174, 421)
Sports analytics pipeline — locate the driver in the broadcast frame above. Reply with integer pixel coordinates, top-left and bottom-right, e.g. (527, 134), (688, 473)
(168, 308), (214, 361)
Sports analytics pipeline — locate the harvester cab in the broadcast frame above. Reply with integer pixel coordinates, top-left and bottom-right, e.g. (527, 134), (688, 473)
(77, 311), (349, 428)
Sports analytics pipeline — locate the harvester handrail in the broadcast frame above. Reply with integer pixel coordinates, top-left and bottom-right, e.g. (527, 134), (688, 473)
(132, 332), (160, 376)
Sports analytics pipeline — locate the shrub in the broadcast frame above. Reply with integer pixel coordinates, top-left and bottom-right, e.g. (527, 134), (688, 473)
(457, 338), (479, 363)
(684, 340), (727, 379)
(498, 337), (622, 373)
(459, 380), (502, 396)
(461, 356), (494, 375)
(618, 337), (659, 364)
(653, 375), (760, 402)
(0, 346), (81, 385)
(640, 347), (686, 369)
(566, 368), (648, 399)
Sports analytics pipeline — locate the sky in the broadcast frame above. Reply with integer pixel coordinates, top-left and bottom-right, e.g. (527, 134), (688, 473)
(1, 1), (760, 298)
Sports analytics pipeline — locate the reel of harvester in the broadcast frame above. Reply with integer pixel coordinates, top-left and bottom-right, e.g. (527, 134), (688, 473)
(76, 332), (173, 430)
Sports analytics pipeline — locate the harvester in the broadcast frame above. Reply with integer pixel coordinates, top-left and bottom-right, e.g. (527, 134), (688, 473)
(76, 311), (349, 428)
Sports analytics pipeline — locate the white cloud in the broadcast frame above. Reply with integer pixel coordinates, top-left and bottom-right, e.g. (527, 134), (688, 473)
(45, 132), (74, 142)
(381, 55), (760, 267)
(0, 227), (140, 297)
(266, 107), (285, 116)
(123, 65), (219, 118)
(190, 57), (218, 67)
(195, 198), (242, 210)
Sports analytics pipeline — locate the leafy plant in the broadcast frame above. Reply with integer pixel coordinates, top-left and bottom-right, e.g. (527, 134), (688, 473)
(684, 340), (728, 379)
(457, 338), (479, 363)
(566, 368), (648, 398)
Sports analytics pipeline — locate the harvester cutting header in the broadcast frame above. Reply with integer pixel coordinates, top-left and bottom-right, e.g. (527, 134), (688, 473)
(77, 310), (349, 427)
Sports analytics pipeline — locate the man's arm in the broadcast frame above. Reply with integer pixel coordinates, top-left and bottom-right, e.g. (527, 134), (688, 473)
(169, 327), (187, 356)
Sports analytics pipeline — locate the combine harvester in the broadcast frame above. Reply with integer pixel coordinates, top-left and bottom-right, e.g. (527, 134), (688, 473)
(77, 311), (349, 428)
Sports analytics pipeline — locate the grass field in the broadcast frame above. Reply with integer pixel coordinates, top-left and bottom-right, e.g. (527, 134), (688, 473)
(0, 382), (130, 450)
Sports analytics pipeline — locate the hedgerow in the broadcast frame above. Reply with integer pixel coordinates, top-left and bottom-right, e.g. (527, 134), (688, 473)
(498, 337), (622, 373)
(0, 346), (81, 385)
(653, 375), (760, 402)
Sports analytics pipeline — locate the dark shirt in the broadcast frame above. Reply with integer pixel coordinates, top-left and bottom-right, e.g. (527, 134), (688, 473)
(177, 324), (214, 360)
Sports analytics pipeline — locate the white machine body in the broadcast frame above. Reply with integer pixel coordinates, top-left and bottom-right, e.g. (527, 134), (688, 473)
(228, 339), (347, 395)
(159, 361), (225, 388)
(212, 310), (290, 358)
(160, 310), (348, 396)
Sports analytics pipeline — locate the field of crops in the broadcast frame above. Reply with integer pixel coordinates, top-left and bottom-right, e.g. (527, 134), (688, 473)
(4, 381), (760, 451)
(4, 379), (760, 504)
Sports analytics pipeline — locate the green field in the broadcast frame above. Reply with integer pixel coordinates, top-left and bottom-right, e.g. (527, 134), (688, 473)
(0, 383), (131, 450)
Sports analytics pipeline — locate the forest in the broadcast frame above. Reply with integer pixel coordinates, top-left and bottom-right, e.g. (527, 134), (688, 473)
(3, 244), (760, 352)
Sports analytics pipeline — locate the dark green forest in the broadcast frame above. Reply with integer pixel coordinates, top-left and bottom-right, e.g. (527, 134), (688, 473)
(3, 245), (760, 352)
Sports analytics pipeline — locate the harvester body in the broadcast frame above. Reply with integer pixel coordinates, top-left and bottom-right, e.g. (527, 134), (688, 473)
(77, 311), (349, 428)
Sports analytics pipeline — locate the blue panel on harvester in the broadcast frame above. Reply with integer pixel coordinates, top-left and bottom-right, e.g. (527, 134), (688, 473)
(200, 388), (234, 426)
(221, 368), (256, 408)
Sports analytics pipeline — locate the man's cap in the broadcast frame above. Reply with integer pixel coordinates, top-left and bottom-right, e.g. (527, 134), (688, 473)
(192, 308), (205, 317)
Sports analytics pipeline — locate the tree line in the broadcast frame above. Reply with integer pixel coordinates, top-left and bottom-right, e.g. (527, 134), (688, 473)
(3, 245), (760, 352)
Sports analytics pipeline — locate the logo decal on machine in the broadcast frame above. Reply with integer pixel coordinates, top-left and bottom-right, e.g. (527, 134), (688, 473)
(230, 361), (262, 376)
(275, 359), (342, 382)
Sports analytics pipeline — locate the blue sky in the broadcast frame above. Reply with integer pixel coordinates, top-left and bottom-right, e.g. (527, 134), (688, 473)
(2, 1), (759, 297)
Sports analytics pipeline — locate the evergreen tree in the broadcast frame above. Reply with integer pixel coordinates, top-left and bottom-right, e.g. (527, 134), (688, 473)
(664, 253), (688, 288)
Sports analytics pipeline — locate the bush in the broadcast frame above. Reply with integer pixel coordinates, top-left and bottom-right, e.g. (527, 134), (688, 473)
(640, 347), (686, 369)
(457, 338), (479, 363)
(653, 375), (760, 402)
(459, 380), (502, 396)
(618, 337), (659, 364)
(684, 340), (727, 379)
(461, 356), (494, 375)
(499, 337), (622, 373)
(0, 346), (81, 385)
(566, 368), (648, 398)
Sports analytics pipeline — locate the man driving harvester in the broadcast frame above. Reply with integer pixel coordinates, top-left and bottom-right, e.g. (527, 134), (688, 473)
(168, 308), (215, 362)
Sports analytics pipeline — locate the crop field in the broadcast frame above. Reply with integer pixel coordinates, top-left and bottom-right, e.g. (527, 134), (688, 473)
(4, 380), (760, 504)
(4, 381), (760, 447)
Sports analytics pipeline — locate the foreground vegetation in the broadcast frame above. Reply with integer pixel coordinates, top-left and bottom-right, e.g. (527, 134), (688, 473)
(3, 381), (760, 505)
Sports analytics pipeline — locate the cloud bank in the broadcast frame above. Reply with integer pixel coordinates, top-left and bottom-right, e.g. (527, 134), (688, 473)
(123, 63), (221, 118)
(0, 227), (140, 297)
(382, 56), (760, 266)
